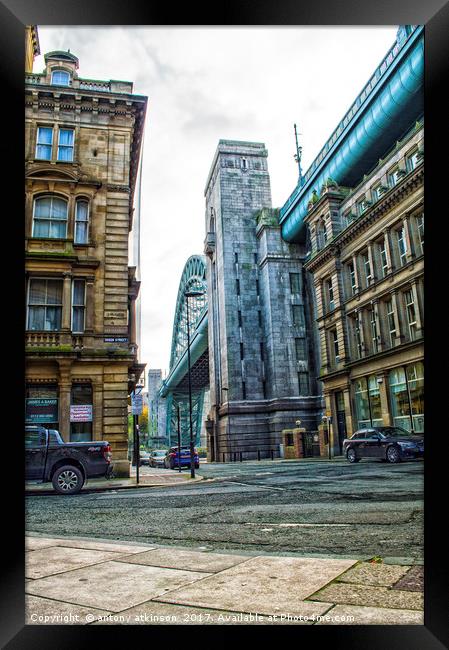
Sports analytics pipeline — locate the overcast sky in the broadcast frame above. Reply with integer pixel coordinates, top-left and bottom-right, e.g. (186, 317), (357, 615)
(34, 26), (398, 376)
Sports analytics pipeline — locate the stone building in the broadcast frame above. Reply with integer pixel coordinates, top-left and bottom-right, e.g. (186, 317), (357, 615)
(25, 50), (147, 476)
(25, 26), (40, 74)
(304, 122), (424, 453)
(204, 140), (323, 460)
(147, 369), (168, 446)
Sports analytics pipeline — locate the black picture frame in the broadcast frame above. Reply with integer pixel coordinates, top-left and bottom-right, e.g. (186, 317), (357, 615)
(1, 0), (446, 647)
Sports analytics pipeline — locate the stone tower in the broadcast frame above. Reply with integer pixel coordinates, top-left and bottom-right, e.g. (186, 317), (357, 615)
(204, 140), (323, 460)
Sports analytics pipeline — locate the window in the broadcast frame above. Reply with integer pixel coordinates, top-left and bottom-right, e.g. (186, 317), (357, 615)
(416, 214), (424, 254)
(406, 149), (421, 172)
(354, 314), (363, 358)
(388, 363), (424, 433)
(25, 384), (59, 428)
(292, 304), (305, 328)
(255, 279), (260, 296)
(386, 299), (396, 347)
(27, 279), (63, 331)
(361, 251), (372, 285)
(378, 238), (389, 277)
(331, 329), (340, 363)
(258, 310), (262, 327)
(295, 337), (306, 360)
(396, 226), (407, 265)
(70, 383), (93, 443)
(326, 278), (335, 311)
(57, 128), (74, 162)
(357, 198), (369, 215)
(242, 381), (246, 400)
(241, 157), (248, 170)
(348, 262), (357, 295)
(289, 272), (301, 294)
(370, 307), (379, 354)
(32, 196), (68, 239)
(404, 289), (417, 340)
(51, 69), (70, 86)
(388, 167), (402, 187)
(372, 184), (382, 202)
(72, 280), (86, 333)
(234, 252), (239, 264)
(74, 200), (89, 244)
(298, 372), (308, 395)
(316, 220), (327, 250)
(354, 375), (382, 429)
(35, 126), (53, 160)
(260, 342), (264, 359)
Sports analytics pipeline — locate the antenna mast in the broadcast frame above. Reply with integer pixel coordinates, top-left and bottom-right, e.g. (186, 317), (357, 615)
(293, 123), (303, 185)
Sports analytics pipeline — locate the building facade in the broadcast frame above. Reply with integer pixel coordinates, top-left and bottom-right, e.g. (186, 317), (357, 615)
(25, 50), (147, 476)
(147, 369), (168, 446)
(204, 140), (323, 460)
(304, 121), (423, 453)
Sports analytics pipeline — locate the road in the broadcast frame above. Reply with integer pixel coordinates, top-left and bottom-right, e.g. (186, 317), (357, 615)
(26, 458), (424, 560)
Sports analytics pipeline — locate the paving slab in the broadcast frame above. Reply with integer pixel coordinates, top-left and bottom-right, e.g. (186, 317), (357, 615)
(26, 595), (112, 625)
(392, 566), (424, 592)
(28, 537), (155, 554)
(337, 562), (410, 587)
(156, 556), (355, 617)
(92, 601), (311, 625)
(315, 604), (424, 625)
(312, 582), (424, 611)
(26, 537), (62, 551)
(116, 548), (252, 573)
(26, 560), (211, 612)
(26, 547), (128, 579)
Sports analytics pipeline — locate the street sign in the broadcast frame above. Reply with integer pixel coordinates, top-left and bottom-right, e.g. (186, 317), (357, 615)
(131, 390), (143, 415)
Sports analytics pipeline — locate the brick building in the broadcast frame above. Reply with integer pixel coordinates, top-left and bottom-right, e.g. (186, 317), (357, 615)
(25, 50), (147, 476)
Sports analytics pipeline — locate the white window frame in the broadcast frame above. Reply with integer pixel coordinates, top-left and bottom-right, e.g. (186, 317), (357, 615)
(327, 278), (335, 311)
(362, 251), (372, 285)
(74, 199), (89, 244)
(406, 149), (421, 172)
(348, 262), (357, 295)
(332, 329), (340, 362)
(416, 214), (424, 254)
(51, 69), (71, 86)
(35, 126), (53, 160)
(27, 277), (63, 332)
(379, 238), (388, 277)
(32, 195), (68, 239)
(388, 167), (401, 188)
(404, 289), (417, 341)
(396, 226), (407, 266)
(370, 308), (379, 354)
(386, 299), (396, 347)
(57, 128), (75, 162)
(71, 279), (86, 334)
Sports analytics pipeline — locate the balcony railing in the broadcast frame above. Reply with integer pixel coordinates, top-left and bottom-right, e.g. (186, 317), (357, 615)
(26, 332), (60, 347)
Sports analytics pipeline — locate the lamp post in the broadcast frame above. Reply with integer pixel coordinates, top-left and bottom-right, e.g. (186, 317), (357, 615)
(184, 290), (205, 478)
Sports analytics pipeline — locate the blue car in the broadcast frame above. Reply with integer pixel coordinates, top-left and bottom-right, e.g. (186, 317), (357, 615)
(164, 446), (199, 470)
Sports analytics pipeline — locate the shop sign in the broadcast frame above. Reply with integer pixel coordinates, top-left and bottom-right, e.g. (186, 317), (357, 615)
(26, 398), (58, 423)
(70, 405), (93, 422)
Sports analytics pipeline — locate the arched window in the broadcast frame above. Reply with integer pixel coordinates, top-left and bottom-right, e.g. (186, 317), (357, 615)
(51, 69), (70, 86)
(74, 199), (89, 244)
(32, 196), (68, 239)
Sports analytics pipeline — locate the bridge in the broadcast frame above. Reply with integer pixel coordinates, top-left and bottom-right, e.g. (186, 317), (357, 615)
(159, 255), (209, 447)
(280, 25), (424, 242)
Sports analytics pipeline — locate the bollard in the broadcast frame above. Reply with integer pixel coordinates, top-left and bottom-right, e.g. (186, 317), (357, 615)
(271, 449), (274, 460)
(240, 451), (243, 462)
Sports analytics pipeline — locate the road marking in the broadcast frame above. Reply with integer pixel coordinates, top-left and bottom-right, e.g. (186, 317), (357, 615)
(224, 480), (286, 492)
(244, 523), (350, 528)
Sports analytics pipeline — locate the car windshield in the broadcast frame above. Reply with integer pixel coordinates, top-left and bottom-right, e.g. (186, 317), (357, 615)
(377, 427), (416, 437)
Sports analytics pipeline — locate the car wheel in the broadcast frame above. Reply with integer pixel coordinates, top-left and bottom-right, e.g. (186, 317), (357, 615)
(52, 465), (84, 495)
(346, 448), (359, 463)
(386, 445), (401, 464)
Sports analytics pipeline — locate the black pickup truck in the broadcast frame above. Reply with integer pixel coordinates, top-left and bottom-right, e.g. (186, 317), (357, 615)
(25, 425), (113, 494)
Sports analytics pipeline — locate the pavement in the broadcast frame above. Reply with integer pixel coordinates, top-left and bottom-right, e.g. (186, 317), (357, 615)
(25, 533), (424, 625)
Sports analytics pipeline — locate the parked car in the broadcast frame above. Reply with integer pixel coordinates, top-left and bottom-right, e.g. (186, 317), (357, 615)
(343, 426), (424, 464)
(149, 450), (167, 467)
(139, 450), (151, 466)
(164, 446), (200, 470)
(25, 425), (113, 494)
